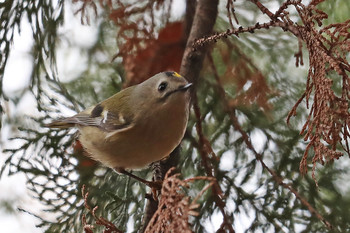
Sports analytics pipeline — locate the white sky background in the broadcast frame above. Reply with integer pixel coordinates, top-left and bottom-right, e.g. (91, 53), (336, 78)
(1, 14), (42, 233)
(1, 2), (103, 233)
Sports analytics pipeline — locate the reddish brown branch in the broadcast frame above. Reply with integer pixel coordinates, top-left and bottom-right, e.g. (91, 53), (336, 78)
(208, 54), (333, 230)
(294, 38), (304, 67)
(177, 3), (235, 230)
(141, 1), (197, 231)
(249, 0), (276, 19)
(193, 20), (300, 50)
(226, 0), (239, 30)
(193, 93), (234, 233)
(81, 185), (123, 233)
(144, 168), (216, 233)
(179, 0), (235, 231)
(194, 0), (350, 190)
(143, 0), (233, 231)
(180, 0), (220, 83)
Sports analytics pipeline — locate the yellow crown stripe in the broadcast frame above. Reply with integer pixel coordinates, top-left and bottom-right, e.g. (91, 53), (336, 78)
(173, 72), (182, 78)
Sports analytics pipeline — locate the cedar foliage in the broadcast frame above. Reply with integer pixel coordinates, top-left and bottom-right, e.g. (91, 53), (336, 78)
(1, 0), (350, 232)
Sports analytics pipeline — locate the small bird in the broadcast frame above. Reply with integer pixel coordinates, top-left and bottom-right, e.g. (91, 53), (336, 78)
(45, 71), (192, 188)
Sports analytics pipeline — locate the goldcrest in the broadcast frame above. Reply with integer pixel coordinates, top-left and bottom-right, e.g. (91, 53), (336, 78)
(46, 71), (192, 170)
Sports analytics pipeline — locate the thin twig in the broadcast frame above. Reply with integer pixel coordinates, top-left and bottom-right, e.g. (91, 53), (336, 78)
(81, 185), (124, 233)
(208, 54), (333, 230)
(193, 93), (235, 233)
(193, 20), (300, 50)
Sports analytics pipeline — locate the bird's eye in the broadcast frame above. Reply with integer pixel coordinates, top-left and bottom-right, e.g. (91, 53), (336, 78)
(158, 82), (168, 92)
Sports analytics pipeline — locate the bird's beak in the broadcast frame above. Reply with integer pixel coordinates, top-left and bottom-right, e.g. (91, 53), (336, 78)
(164, 83), (193, 99)
(177, 83), (193, 92)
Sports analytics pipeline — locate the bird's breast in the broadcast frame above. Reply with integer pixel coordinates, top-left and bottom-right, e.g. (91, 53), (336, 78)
(78, 98), (189, 169)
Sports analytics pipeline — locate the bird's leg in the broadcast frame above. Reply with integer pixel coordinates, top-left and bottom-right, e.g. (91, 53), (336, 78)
(149, 161), (164, 200)
(114, 167), (162, 190)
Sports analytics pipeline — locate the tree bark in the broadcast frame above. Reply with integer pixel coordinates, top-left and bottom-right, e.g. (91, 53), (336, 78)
(140, 0), (219, 231)
(140, 147), (179, 233)
(180, 0), (219, 83)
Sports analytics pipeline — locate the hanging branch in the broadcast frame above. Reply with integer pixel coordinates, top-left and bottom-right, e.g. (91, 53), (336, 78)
(82, 185), (123, 233)
(192, 93), (235, 233)
(144, 168), (216, 233)
(193, 0), (350, 186)
(208, 53), (333, 230)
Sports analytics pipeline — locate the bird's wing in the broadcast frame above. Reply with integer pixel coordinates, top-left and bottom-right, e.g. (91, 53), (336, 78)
(46, 104), (134, 133)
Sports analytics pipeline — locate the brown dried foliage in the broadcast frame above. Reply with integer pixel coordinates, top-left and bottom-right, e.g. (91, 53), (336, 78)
(283, 2), (350, 181)
(73, 0), (185, 87)
(195, 0), (350, 183)
(81, 171), (215, 233)
(144, 168), (215, 233)
(122, 22), (185, 87)
(211, 41), (273, 113)
(81, 185), (123, 233)
(192, 92), (235, 233)
(210, 52), (332, 229)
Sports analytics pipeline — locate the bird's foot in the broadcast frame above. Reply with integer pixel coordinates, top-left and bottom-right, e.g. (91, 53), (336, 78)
(115, 167), (163, 191)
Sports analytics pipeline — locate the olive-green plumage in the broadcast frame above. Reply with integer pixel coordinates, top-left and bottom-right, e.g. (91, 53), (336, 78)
(46, 71), (192, 170)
